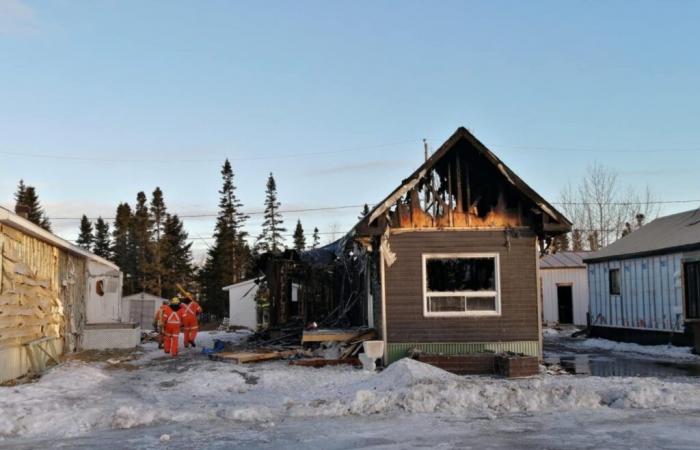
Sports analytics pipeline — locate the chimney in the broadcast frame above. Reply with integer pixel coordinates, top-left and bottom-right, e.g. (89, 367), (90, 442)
(15, 204), (30, 219)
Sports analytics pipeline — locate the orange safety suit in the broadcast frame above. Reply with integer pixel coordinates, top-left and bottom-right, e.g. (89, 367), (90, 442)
(182, 300), (202, 347)
(162, 304), (185, 357)
(154, 303), (169, 348)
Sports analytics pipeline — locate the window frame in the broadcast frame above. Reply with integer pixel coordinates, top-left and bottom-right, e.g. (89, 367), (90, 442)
(421, 252), (502, 318)
(609, 268), (621, 296)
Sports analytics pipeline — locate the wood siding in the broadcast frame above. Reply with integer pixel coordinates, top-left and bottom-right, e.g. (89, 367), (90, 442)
(384, 230), (539, 343)
(541, 267), (589, 326)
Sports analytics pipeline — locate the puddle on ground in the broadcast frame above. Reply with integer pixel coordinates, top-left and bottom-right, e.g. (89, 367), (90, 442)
(544, 354), (700, 377)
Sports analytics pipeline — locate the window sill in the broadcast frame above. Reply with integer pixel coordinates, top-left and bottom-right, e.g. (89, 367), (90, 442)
(423, 311), (501, 318)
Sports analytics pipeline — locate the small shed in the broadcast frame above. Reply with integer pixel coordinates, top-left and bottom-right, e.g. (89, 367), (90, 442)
(223, 279), (259, 330)
(540, 251), (589, 326)
(584, 209), (700, 346)
(121, 292), (168, 330)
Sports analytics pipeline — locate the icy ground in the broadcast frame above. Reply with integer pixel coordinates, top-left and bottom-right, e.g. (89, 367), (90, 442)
(2, 331), (700, 449)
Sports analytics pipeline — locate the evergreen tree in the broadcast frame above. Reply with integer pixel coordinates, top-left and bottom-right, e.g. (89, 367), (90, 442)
(160, 214), (193, 299)
(111, 203), (134, 293)
(14, 180), (51, 231)
(149, 187), (167, 296)
(358, 203), (370, 220)
(93, 217), (111, 258)
(131, 192), (153, 294)
(199, 159), (250, 317)
(312, 227), (320, 249)
(255, 173), (286, 253)
(293, 219), (306, 251)
(76, 215), (94, 251)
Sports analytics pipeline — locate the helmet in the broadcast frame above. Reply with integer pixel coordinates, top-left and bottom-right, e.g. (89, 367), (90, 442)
(162, 299), (169, 305)
(171, 297), (181, 305)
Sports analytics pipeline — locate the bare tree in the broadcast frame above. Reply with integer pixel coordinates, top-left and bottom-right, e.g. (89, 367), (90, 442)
(559, 163), (660, 250)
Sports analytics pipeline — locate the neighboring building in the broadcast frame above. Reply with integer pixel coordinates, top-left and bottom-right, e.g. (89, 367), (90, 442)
(122, 292), (169, 330)
(222, 279), (259, 330)
(584, 209), (700, 346)
(540, 251), (589, 326)
(0, 206), (139, 382)
(259, 127), (571, 363)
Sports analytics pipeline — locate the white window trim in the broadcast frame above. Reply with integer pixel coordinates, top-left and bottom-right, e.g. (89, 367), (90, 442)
(422, 252), (502, 318)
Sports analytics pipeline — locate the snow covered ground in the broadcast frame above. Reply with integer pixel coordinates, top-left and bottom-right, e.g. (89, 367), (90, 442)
(2, 331), (700, 449)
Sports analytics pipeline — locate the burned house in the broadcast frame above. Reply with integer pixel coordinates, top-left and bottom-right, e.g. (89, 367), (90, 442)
(260, 127), (571, 363)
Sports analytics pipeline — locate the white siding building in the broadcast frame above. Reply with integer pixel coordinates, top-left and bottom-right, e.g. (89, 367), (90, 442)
(584, 210), (700, 347)
(541, 252), (589, 326)
(121, 292), (169, 330)
(223, 279), (259, 330)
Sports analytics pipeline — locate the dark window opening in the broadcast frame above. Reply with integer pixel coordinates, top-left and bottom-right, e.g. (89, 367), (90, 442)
(609, 268), (621, 295)
(426, 257), (495, 292)
(685, 261), (700, 320)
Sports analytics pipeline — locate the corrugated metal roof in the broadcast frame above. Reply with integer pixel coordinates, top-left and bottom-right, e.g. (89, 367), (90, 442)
(584, 208), (700, 262)
(540, 251), (589, 269)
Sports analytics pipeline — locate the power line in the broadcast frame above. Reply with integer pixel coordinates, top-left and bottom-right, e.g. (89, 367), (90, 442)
(46, 198), (700, 221)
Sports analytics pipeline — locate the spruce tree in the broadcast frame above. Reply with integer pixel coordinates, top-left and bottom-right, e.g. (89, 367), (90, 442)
(111, 203), (134, 293)
(149, 187), (167, 296)
(14, 180), (51, 231)
(312, 227), (320, 249)
(200, 159), (250, 317)
(93, 217), (111, 258)
(160, 213), (193, 299)
(293, 219), (306, 251)
(255, 173), (286, 253)
(76, 215), (94, 251)
(131, 192), (153, 294)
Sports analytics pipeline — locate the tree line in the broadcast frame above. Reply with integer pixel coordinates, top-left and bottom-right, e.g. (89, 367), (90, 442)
(10, 161), (334, 318)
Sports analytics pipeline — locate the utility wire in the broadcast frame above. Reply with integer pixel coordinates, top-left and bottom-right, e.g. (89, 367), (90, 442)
(46, 198), (700, 221)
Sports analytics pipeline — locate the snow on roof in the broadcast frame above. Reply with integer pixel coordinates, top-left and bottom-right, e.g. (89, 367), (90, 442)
(540, 251), (589, 269)
(584, 209), (700, 263)
(0, 205), (119, 270)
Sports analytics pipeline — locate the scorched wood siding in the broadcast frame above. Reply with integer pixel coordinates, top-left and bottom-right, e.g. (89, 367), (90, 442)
(385, 230), (539, 343)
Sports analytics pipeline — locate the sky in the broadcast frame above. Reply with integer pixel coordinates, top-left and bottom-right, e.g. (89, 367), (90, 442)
(1, 0), (699, 262)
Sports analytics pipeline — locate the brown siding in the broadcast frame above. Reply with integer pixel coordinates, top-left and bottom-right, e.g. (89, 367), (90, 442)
(384, 230), (539, 343)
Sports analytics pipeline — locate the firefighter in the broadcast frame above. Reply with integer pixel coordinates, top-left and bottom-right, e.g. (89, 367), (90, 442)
(153, 299), (169, 349)
(162, 297), (185, 357)
(182, 294), (203, 348)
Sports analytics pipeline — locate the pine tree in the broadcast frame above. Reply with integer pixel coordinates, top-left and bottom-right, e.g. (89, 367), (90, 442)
(199, 159), (250, 317)
(14, 180), (51, 231)
(111, 203), (134, 293)
(293, 219), (306, 251)
(93, 217), (111, 258)
(131, 192), (153, 294)
(256, 173), (286, 253)
(358, 203), (370, 220)
(312, 227), (320, 249)
(149, 187), (167, 296)
(160, 214), (193, 299)
(76, 215), (94, 251)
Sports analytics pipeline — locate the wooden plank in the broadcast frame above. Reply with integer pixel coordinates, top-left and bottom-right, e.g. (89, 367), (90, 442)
(210, 350), (297, 364)
(0, 315), (50, 328)
(0, 326), (42, 340)
(0, 305), (35, 317)
(0, 293), (20, 306)
(302, 329), (365, 343)
(288, 358), (360, 368)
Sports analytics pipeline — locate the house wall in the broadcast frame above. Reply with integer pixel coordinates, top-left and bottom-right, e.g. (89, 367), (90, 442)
(588, 253), (685, 333)
(85, 260), (122, 324)
(0, 224), (82, 382)
(383, 229), (540, 361)
(541, 267), (589, 326)
(228, 281), (259, 330)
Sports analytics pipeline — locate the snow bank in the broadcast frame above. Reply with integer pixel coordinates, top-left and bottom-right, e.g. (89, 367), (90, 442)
(575, 338), (699, 360)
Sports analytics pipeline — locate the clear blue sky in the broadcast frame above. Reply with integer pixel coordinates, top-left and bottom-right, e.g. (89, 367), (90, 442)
(1, 0), (699, 261)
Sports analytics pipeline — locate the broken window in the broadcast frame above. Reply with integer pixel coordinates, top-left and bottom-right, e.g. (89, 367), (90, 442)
(423, 254), (500, 316)
(609, 268), (621, 296)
